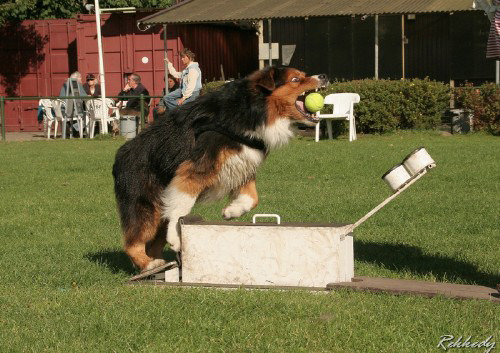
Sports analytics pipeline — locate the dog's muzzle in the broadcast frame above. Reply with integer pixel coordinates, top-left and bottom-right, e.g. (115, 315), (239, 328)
(314, 74), (329, 88)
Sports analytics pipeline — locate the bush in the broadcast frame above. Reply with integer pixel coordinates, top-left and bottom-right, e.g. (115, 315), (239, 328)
(399, 79), (450, 130)
(320, 78), (450, 134)
(454, 83), (500, 135)
(201, 78), (452, 135)
(201, 80), (226, 95)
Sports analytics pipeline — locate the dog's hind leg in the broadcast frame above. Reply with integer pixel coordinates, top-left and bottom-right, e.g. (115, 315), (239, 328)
(146, 220), (168, 260)
(123, 204), (166, 272)
(222, 179), (259, 219)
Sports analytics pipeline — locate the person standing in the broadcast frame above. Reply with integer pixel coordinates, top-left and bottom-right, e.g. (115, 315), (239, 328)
(163, 48), (202, 111)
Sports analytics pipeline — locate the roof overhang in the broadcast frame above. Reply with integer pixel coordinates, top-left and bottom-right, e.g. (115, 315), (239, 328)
(139, 0), (477, 26)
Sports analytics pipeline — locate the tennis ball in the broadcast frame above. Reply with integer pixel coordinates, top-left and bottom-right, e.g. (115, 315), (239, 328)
(304, 93), (324, 113)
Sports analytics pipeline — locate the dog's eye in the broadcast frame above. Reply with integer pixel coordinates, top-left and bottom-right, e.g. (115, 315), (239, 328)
(290, 77), (300, 83)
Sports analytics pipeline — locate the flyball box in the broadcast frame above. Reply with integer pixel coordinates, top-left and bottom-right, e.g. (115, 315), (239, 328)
(175, 215), (354, 288)
(131, 147), (445, 294)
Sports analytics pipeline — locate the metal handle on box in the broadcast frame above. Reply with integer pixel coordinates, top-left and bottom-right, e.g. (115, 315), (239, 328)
(252, 214), (281, 225)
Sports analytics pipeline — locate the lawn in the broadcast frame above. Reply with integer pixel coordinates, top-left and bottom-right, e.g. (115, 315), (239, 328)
(0, 131), (498, 352)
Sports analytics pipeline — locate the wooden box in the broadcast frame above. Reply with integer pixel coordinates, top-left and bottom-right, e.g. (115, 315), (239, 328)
(177, 217), (354, 288)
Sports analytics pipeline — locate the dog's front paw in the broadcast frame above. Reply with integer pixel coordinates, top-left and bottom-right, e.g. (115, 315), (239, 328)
(222, 207), (239, 220)
(167, 233), (181, 252)
(222, 206), (244, 220)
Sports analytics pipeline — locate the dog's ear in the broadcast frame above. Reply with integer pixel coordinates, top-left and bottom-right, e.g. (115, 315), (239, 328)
(251, 67), (275, 91)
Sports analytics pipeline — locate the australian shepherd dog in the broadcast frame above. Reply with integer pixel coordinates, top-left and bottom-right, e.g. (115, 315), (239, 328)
(112, 66), (328, 272)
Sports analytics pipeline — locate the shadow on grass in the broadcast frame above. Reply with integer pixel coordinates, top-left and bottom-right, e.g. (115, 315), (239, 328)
(85, 242), (498, 287)
(355, 240), (499, 288)
(85, 250), (178, 276)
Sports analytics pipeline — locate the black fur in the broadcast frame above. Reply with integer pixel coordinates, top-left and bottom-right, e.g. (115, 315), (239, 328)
(112, 75), (272, 232)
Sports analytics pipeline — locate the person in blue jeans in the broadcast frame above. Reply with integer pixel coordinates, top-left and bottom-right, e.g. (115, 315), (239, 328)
(163, 48), (202, 111)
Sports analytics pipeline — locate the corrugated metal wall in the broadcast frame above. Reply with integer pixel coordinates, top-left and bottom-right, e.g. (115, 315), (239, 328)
(405, 13), (450, 81)
(450, 11), (495, 82)
(174, 23), (258, 82)
(77, 14), (258, 96)
(266, 12), (495, 83)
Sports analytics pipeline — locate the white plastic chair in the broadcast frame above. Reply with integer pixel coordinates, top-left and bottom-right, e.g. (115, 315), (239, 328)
(106, 98), (120, 122)
(39, 99), (57, 139)
(86, 98), (119, 138)
(315, 93), (360, 142)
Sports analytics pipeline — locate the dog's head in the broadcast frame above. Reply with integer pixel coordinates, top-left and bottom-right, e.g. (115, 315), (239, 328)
(249, 66), (328, 126)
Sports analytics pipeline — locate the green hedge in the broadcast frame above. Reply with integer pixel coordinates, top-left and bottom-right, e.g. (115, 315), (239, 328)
(454, 83), (500, 136)
(201, 81), (226, 95)
(320, 78), (450, 134)
(201, 78), (451, 134)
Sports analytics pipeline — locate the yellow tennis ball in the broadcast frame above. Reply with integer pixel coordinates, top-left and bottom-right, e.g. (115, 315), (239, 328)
(304, 93), (324, 113)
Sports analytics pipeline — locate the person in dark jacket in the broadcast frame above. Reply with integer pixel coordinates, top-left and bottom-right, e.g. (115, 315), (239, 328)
(118, 73), (150, 116)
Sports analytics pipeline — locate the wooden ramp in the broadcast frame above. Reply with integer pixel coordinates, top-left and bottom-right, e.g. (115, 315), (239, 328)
(327, 277), (499, 302)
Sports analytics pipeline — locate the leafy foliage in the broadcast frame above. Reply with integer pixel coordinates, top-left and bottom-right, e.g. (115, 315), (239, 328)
(201, 80), (227, 95)
(0, 0), (173, 25)
(454, 83), (500, 135)
(320, 78), (450, 134)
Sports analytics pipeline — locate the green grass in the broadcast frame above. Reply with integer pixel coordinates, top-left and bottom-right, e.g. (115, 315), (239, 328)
(0, 132), (498, 352)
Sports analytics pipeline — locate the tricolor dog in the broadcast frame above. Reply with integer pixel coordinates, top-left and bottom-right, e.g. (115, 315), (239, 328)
(112, 66), (328, 272)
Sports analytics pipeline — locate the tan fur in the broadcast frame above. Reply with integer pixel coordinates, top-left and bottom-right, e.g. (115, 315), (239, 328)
(237, 179), (259, 208)
(173, 147), (241, 196)
(124, 204), (163, 270)
(267, 68), (321, 124)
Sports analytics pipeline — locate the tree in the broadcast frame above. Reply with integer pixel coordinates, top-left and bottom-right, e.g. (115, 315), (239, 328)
(0, 0), (173, 26)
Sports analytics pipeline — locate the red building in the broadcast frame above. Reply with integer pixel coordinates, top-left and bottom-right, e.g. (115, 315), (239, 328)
(0, 12), (258, 132)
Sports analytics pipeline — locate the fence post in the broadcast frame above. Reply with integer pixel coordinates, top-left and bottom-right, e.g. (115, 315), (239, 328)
(1, 96), (5, 141)
(140, 94), (145, 130)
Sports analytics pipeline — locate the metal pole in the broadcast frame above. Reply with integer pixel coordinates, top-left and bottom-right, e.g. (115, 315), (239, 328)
(0, 96), (5, 141)
(268, 18), (272, 67)
(375, 15), (379, 80)
(140, 93), (145, 129)
(95, 0), (108, 134)
(401, 15), (405, 80)
(342, 169), (429, 236)
(163, 24), (169, 95)
(496, 60), (499, 85)
(258, 20), (264, 70)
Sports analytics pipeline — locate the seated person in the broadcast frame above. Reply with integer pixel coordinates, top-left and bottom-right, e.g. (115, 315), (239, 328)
(60, 71), (87, 117)
(59, 71), (88, 136)
(163, 48), (202, 111)
(83, 73), (102, 97)
(167, 74), (180, 92)
(152, 74), (180, 121)
(118, 73), (151, 117)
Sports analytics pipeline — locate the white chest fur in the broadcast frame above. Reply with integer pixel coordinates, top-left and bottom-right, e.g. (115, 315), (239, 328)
(198, 146), (264, 202)
(257, 118), (293, 151)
